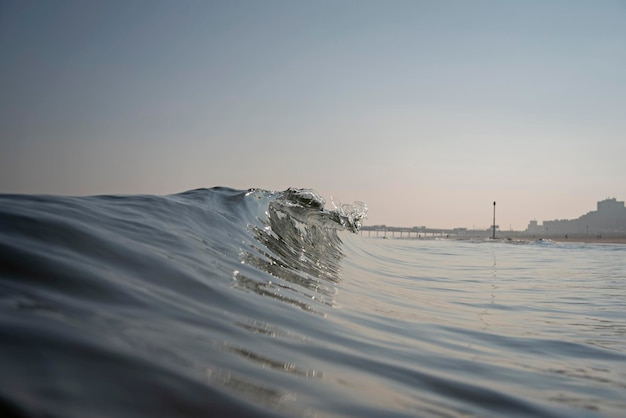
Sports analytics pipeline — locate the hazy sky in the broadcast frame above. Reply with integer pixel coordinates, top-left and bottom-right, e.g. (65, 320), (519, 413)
(2, 0), (625, 230)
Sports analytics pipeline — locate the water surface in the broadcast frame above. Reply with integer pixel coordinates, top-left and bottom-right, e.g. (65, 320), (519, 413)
(1, 188), (624, 417)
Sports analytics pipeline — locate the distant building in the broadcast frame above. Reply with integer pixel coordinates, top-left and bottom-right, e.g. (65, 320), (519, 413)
(526, 219), (541, 234)
(526, 198), (626, 235)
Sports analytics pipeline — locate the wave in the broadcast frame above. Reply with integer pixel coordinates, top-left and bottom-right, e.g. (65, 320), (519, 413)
(0, 187), (367, 418)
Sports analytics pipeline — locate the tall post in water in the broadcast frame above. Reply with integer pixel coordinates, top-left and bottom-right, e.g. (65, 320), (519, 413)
(492, 201), (496, 239)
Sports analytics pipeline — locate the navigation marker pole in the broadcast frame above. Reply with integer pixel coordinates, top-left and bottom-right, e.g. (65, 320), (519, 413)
(492, 201), (496, 239)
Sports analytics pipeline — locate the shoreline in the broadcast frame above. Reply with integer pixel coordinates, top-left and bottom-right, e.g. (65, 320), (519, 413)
(364, 233), (626, 245)
(547, 236), (626, 245)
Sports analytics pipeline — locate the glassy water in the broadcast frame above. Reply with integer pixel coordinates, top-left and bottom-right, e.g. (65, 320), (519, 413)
(334, 236), (626, 417)
(1, 188), (624, 417)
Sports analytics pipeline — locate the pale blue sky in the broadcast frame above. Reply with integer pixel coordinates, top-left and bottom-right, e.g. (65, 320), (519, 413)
(1, 0), (625, 229)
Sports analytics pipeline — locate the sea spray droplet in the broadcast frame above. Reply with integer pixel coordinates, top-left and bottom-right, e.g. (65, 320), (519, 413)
(330, 197), (369, 233)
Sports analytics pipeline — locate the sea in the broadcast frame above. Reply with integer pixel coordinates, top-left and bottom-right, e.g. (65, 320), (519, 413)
(1, 187), (625, 418)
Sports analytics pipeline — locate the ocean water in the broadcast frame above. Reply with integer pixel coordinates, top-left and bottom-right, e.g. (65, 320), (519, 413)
(1, 187), (625, 418)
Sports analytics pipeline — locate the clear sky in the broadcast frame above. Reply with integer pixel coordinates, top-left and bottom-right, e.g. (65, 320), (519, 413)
(1, 0), (625, 230)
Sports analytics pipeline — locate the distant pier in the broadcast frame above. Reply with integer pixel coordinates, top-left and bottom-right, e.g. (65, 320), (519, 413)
(360, 225), (463, 239)
(359, 225), (626, 243)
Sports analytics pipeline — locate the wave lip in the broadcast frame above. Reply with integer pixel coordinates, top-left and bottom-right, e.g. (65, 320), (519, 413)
(261, 187), (368, 233)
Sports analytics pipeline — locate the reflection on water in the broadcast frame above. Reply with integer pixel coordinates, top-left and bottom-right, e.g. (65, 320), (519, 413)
(224, 343), (324, 379)
(332, 237), (626, 416)
(204, 367), (299, 413)
(224, 191), (348, 413)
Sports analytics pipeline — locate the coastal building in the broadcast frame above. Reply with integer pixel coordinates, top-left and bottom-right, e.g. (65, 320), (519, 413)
(526, 219), (542, 234)
(526, 198), (626, 235)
